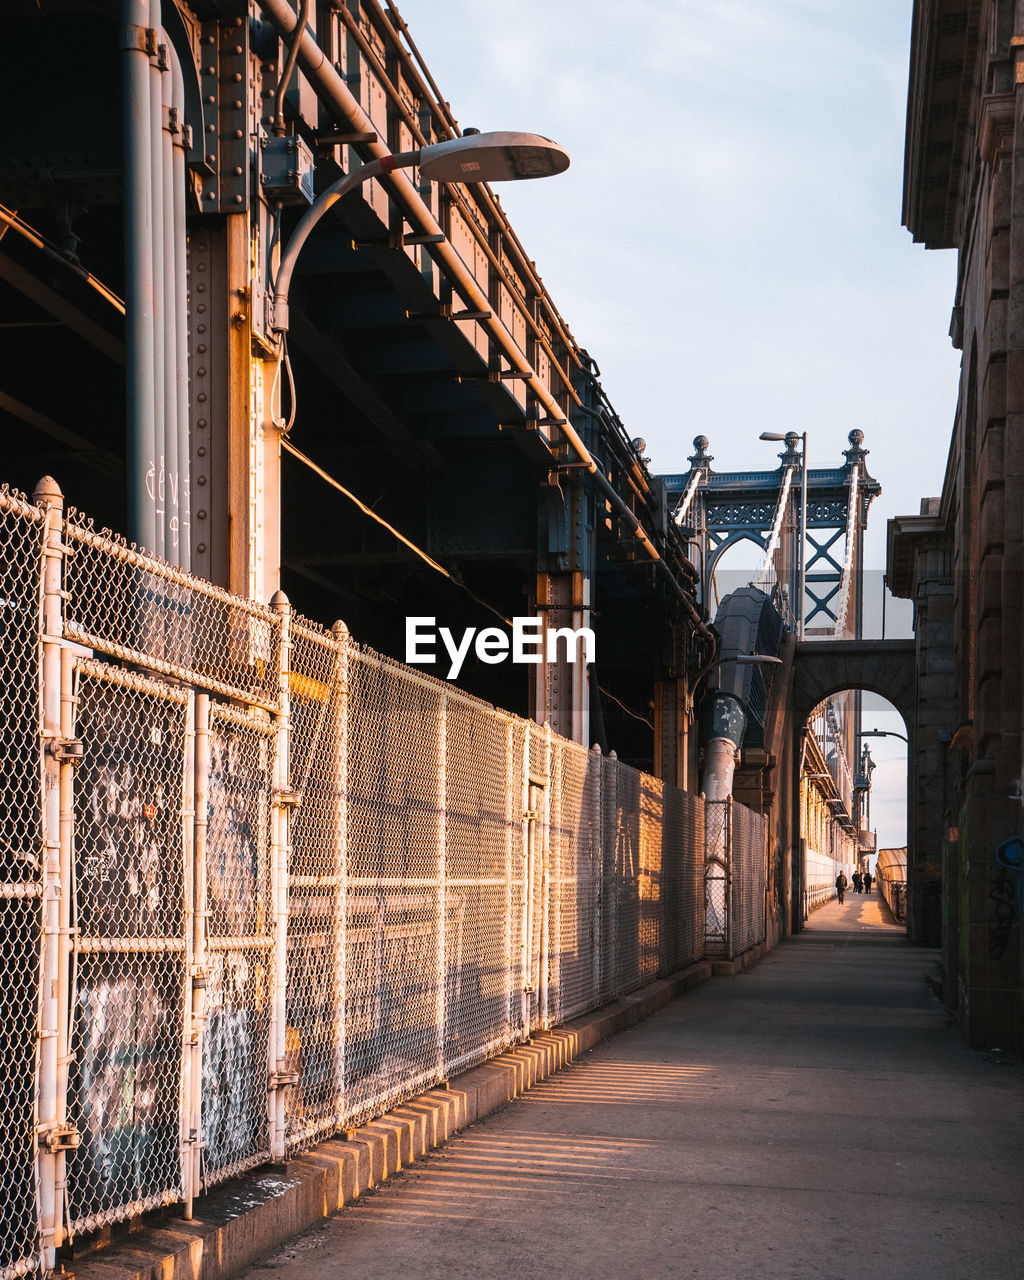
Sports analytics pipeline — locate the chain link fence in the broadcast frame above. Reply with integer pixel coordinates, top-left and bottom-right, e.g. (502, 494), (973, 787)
(0, 482), (719, 1271)
(704, 797), (767, 960)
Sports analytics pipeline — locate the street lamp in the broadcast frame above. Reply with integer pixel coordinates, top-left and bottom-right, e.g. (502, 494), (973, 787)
(759, 430), (807, 639)
(272, 131), (570, 334)
(860, 728), (908, 744)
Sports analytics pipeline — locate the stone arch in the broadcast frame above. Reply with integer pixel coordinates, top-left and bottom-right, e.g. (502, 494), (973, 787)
(791, 640), (916, 729)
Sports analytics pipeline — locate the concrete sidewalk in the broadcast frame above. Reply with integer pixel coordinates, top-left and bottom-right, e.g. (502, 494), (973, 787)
(237, 895), (1024, 1280)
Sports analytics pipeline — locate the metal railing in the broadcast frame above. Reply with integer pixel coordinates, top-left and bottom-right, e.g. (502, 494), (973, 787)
(0, 481), (710, 1276)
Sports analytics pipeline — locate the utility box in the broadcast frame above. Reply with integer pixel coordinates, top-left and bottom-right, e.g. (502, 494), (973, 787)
(260, 133), (315, 205)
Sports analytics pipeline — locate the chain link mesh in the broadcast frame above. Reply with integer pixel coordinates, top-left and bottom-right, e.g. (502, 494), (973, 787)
(201, 705), (276, 1187)
(62, 514), (280, 711)
(730, 802), (767, 956)
(0, 487), (718, 1266)
(0, 489), (45, 1279)
(66, 662), (190, 1234)
(704, 798), (730, 958)
(344, 649), (447, 1123)
(285, 621), (347, 1153)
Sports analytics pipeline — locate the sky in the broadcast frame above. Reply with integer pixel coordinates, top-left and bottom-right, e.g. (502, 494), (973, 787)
(394, 0), (961, 847)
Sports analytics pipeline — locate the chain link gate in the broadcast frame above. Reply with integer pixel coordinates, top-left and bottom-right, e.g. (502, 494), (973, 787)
(65, 661), (192, 1235)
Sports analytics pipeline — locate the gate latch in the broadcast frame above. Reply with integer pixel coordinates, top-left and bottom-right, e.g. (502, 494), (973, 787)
(39, 1124), (81, 1153)
(48, 737), (84, 765)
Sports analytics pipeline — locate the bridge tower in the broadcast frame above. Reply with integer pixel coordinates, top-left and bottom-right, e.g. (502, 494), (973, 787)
(661, 431), (882, 935)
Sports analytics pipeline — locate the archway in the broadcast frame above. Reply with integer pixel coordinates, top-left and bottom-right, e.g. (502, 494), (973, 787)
(788, 639), (916, 934)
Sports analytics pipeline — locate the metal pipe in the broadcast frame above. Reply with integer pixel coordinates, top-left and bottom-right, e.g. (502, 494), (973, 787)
(161, 24), (178, 564)
(170, 45), (191, 570)
(539, 727), (552, 1031)
(34, 477), (64, 1272)
(122, 0), (157, 553)
(189, 693), (210, 1213)
(270, 591), (292, 1162)
(54, 644), (77, 1251)
(330, 621), (349, 1125)
(520, 724), (531, 1037)
(149, 0), (166, 558)
(179, 690), (196, 1217)
(436, 691), (448, 1077)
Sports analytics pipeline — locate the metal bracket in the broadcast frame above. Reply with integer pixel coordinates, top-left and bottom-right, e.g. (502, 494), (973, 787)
(274, 789), (301, 809)
(39, 1124), (81, 1153)
(48, 738), (84, 765)
(269, 1068), (300, 1089)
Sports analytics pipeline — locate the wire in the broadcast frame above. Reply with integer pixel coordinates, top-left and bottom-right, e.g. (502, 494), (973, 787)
(272, 0), (312, 136)
(281, 437), (513, 626)
(597, 684), (654, 730)
(0, 202), (125, 315)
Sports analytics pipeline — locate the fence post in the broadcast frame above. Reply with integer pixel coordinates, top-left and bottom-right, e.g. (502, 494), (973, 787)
(725, 796), (735, 960)
(269, 591), (294, 1162)
(330, 622), (349, 1128)
(185, 692), (210, 1214)
(34, 478), (69, 1269)
(539, 725), (552, 1031)
(436, 691), (448, 1078)
(606, 751), (619, 999)
(591, 745), (603, 1007)
(504, 721), (514, 1046)
(520, 722), (532, 1037)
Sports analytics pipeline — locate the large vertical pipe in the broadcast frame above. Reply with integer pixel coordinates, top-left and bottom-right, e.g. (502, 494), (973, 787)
(161, 26), (178, 563)
(170, 46), (191, 571)
(122, 0), (157, 554)
(148, 0), (166, 558)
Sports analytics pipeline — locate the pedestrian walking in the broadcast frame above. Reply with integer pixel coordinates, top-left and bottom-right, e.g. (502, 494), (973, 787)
(852, 870), (863, 893)
(835, 871), (848, 904)
(863, 870), (872, 893)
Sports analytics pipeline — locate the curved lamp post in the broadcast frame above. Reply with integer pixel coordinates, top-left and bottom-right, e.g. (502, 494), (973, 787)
(860, 728), (908, 744)
(272, 131), (570, 334)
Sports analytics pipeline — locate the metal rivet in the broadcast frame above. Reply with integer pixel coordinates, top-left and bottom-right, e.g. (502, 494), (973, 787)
(197, 393), (207, 402)
(197, 543), (207, 553)
(197, 418), (207, 428)
(197, 368), (207, 377)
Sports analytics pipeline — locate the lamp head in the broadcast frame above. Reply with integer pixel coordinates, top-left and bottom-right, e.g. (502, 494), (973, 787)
(418, 131), (570, 183)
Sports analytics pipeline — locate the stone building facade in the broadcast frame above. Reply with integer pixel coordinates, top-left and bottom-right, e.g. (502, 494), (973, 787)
(894, 0), (1024, 1048)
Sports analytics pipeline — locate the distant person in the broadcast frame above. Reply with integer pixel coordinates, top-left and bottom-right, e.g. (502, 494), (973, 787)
(835, 871), (848, 904)
(863, 870), (872, 893)
(852, 870), (863, 894)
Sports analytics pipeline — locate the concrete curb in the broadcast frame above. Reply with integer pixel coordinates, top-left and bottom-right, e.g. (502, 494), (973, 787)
(67, 959), (717, 1280)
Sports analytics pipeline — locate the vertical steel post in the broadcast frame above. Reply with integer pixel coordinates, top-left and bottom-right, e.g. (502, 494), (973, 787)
(35, 477), (65, 1271)
(169, 45), (190, 570)
(148, 1), (166, 558)
(269, 592), (292, 1162)
(436, 691), (447, 1078)
(187, 693), (210, 1211)
(330, 622), (349, 1126)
